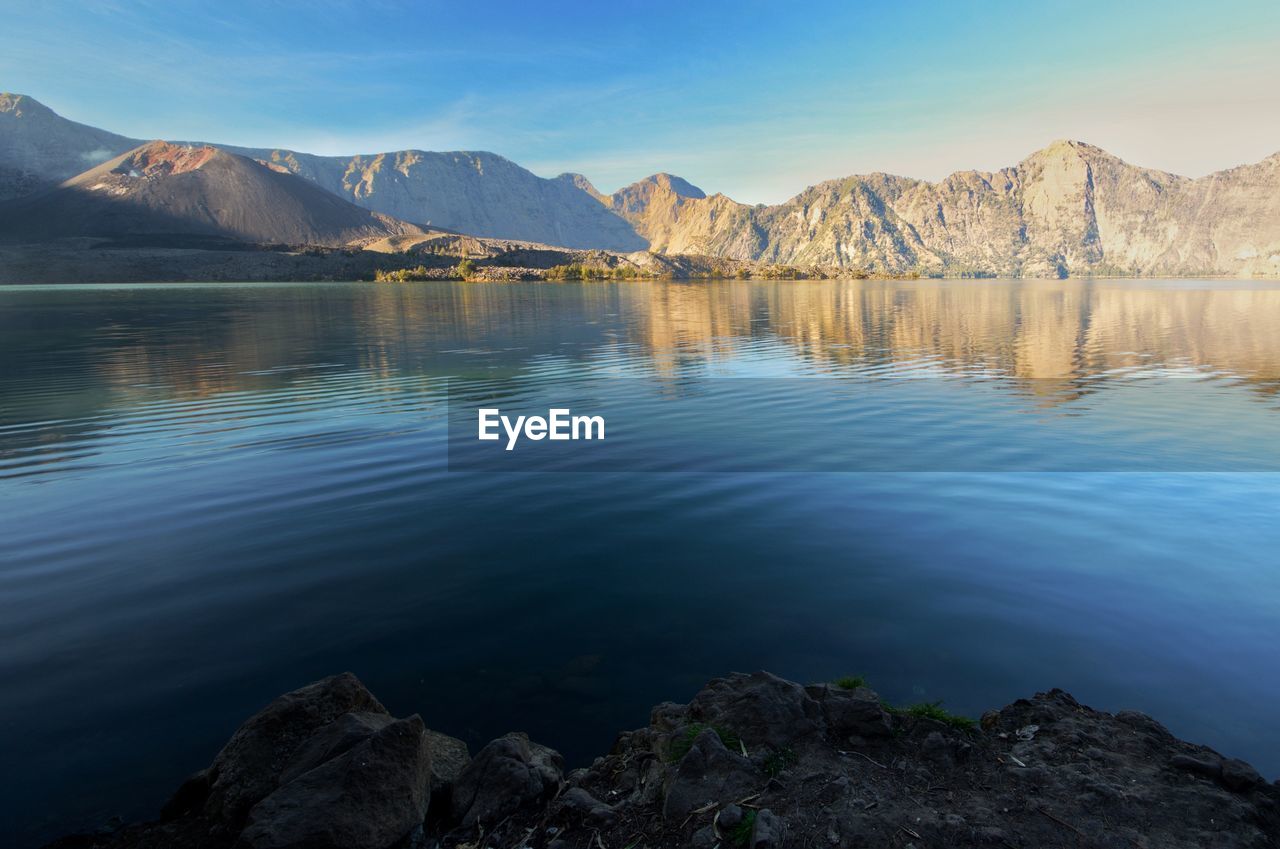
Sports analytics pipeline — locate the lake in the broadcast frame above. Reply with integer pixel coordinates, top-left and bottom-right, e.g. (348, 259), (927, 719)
(3, 278), (1280, 845)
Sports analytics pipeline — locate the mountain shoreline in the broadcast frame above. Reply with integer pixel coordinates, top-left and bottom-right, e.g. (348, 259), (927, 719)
(4, 94), (1278, 279)
(41, 671), (1279, 849)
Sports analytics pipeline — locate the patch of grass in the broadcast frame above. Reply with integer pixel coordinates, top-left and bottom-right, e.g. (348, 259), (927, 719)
(729, 809), (757, 847)
(762, 746), (797, 777)
(667, 723), (742, 762)
(899, 701), (976, 731)
(833, 675), (868, 690)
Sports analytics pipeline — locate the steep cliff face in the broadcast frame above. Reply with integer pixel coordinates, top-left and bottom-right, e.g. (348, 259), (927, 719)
(0, 93), (140, 200)
(610, 141), (1280, 276)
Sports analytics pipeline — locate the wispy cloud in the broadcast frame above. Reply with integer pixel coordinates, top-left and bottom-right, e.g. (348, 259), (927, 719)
(4, 0), (1278, 205)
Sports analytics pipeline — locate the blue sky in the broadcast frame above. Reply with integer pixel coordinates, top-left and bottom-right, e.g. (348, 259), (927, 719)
(3, 0), (1279, 203)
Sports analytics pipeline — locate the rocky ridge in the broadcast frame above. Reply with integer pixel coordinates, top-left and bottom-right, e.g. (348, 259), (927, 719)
(607, 142), (1280, 277)
(44, 671), (1280, 849)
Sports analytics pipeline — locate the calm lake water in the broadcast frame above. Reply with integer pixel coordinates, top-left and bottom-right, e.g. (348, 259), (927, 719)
(3, 279), (1280, 844)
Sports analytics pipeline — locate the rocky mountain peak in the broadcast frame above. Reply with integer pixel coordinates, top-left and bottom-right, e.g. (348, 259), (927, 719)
(0, 93), (52, 117)
(610, 173), (708, 220)
(638, 172), (707, 199)
(0, 92), (140, 200)
(1022, 138), (1092, 164)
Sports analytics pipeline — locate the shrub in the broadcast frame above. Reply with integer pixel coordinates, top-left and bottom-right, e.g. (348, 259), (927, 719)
(897, 701), (975, 731)
(833, 675), (868, 690)
(545, 263), (614, 280)
(374, 265), (432, 282)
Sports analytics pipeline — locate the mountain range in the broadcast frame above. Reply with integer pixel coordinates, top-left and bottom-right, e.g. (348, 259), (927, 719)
(2, 92), (1278, 277)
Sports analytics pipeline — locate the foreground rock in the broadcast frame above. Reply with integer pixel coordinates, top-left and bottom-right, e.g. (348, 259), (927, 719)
(48, 673), (445, 849)
(45, 671), (1280, 849)
(450, 732), (563, 828)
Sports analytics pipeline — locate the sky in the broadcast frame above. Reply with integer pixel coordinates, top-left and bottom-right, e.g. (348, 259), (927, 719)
(3, 0), (1279, 204)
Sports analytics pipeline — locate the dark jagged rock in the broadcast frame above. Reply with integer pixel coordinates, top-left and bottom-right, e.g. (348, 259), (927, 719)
(750, 808), (785, 848)
(662, 727), (761, 819)
(423, 729), (471, 795)
(537, 675), (1280, 849)
(1172, 752), (1266, 793)
(277, 711), (396, 786)
(41, 671), (1280, 849)
(688, 671), (825, 750)
(159, 770), (212, 821)
(236, 714), (431, 849)
(203, 673), (388, 830)
(555, 788), (617, 828)
(805, 682), (893, 743)
(449, 732), (563, 828)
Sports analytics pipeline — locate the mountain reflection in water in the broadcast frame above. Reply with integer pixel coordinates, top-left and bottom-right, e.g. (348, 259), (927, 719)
(2, 278), (1279, 847)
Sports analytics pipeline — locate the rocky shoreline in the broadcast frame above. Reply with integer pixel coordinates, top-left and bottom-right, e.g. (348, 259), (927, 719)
(44, 672), (1279, 849)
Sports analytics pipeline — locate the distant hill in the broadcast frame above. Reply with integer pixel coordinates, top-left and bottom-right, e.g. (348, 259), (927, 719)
(1, 93), (1278, 275)
(0, 93), (140, 200)
(0, 141), (426, 246)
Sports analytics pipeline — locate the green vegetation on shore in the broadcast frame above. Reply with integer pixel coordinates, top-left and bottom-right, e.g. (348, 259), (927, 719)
(544, 263), (648, 280)
(887, 700), (976, 731)
(374, 265), (433, 282)
(374, 258), (477, 281)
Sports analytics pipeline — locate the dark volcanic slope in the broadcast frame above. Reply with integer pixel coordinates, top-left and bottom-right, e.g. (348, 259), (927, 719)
(0, 93), (140, 200)
(0, 141), (427, 246)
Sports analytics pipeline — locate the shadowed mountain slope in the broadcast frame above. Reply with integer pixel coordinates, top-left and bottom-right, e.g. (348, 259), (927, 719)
(0, 141), (426, 246)
(0, 93), (140, 200)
